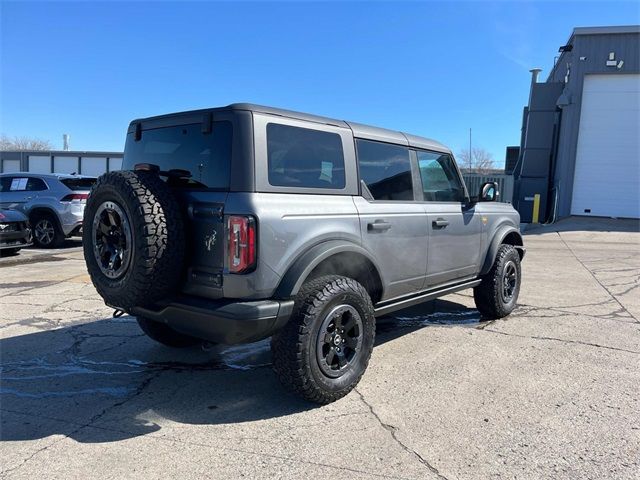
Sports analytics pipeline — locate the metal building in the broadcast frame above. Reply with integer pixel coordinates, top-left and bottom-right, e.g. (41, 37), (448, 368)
(0, 150), (123, 176)
(514, 25), (639, 222)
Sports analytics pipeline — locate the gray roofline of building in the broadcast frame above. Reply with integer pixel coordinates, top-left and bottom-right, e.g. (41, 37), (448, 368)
(548, 25), (640, 81)
(0, 150), (122, 156)
(572, 25), (640, 36)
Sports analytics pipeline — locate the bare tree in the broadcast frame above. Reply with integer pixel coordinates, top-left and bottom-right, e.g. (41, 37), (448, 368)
(0, 134), (53, 151)
(458, 147), (495, 174)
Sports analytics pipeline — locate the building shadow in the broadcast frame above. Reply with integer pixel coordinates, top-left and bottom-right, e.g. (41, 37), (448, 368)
(0, 299), (480, 444)
(524, 216), (639, 235)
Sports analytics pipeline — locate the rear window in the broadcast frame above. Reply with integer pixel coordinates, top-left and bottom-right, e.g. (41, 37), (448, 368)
(356, 139), (413, 201)
(267, 123), (345, 189)
(123, 121), (232, 190)
(59, 178), (96, 191)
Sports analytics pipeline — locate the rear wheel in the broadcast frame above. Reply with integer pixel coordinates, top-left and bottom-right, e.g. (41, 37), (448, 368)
(271, 275), (376, 404)
(31, 213), (65, 248)
(474, 244), (521, 319)
(137, 316), (200, 348)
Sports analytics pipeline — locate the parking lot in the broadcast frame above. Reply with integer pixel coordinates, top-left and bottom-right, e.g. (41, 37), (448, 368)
(1, 218), (639, 479)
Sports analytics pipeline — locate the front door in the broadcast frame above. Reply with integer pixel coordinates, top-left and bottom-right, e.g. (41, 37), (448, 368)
(415, 151), (482, 287)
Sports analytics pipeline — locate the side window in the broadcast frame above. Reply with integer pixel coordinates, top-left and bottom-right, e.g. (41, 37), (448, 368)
(27, 178), (47, 191)
(417, 151), (465, 202)
(0, 177), (14, 193)
(5, 177), (29, 192)
(267, 123), (346, 189)
(356, 139), (413, 201)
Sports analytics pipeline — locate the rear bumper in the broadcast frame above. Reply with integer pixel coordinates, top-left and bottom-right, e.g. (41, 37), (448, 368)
(131, 296), (295, 345)
(0, 227), (32, 250)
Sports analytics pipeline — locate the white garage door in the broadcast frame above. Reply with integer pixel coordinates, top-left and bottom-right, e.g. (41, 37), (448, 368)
(571, 74), (640, 218)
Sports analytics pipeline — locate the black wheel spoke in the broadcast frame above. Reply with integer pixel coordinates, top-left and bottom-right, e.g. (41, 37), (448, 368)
(336, 350), (347, 368)
(343, 315), (357, 332)
(325, 349), (336, 366)
(344, 335), (358, 349)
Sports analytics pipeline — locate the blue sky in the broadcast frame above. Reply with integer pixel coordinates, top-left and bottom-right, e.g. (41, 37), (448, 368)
(1, 1), (638, 165)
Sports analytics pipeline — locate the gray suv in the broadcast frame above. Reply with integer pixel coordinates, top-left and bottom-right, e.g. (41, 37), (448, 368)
(83, 104), (525, 403)
(0, 173), (96, 248)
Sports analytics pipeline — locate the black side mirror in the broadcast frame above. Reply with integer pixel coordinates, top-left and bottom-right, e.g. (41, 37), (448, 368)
(479, 181), (499, 202)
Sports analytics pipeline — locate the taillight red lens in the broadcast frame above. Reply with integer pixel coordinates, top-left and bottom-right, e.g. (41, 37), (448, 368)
(227, 215), (256, 274)
(62, 193), (89, 202)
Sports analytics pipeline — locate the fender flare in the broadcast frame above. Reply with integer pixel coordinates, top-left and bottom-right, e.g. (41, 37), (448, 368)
(273, 240), (385, 299)
(479, 225), (525, 276)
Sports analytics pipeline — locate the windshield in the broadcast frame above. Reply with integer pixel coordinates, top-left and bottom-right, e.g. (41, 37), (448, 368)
(60, 177), (97, 191)
(123, 121), (232, 190)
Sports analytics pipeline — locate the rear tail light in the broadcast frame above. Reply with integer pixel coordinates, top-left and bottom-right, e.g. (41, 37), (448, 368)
(62, 193), (89, 202)
(227, 215), (256, 274)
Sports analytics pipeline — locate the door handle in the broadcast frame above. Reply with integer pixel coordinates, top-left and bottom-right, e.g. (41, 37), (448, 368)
(432, 218), (449, 228)
(367, 221), (392, 232)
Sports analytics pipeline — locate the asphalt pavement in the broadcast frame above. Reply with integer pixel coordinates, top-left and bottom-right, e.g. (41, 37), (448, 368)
(1, 219), (639, 479)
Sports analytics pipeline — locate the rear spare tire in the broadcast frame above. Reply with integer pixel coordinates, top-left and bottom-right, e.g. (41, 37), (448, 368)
(83, 170), (185, 310)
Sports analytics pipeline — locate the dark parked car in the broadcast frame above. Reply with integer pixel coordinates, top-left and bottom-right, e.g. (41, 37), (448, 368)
(0, 208), (32, 255)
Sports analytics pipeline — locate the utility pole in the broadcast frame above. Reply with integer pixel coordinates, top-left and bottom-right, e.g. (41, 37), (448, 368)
(469, 128), (472, 171)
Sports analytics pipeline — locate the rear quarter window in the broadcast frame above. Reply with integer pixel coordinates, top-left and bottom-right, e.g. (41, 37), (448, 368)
(267, 123), (346, 189)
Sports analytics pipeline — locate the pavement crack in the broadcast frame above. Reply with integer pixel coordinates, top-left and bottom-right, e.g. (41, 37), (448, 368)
(481, 328), (640, 355)
(556, 232), (639, 324)
(355, 389), (449, 480)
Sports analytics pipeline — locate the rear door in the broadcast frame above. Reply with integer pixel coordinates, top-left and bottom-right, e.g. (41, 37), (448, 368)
(416, 151), (482, 287)
(354, 139), (428, 301)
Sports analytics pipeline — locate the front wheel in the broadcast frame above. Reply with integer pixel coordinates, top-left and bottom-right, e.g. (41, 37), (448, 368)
(271, 275), (376, 404)
(474, 244), (522, 319)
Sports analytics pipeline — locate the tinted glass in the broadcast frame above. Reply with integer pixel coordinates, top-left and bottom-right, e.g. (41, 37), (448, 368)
(27, 178), (48, 191)
(417, 151), (465, 202)
(59, 178), (96, 191)
(267, 123), (345, 189)
(123, 121), (232, 190)
(3, 177), (29, 192)
(0, 177), (14, 193)
(356, 139), (413, 201)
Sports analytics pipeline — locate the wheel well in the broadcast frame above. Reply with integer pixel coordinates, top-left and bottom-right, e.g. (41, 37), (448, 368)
(501, 231), (524, 259)
(307, 252), (383, 304)
(29, 208), (60, 225)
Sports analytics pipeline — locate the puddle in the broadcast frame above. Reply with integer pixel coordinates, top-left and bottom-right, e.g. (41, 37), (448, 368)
(378, 309), (483, 333)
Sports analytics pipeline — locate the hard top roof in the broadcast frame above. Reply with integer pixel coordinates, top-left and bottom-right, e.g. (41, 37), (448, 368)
(130, 103), (452, 154)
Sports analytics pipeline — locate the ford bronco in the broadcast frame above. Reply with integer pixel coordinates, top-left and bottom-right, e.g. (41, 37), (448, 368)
(83, 104), (524, 403)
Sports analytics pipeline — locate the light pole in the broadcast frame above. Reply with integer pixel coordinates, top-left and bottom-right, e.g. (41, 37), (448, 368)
(469, 127), (472, 171)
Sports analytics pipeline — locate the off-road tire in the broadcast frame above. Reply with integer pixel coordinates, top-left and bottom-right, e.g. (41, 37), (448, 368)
(271, 275), (376, 404)
(137, 316), (200, 348)
(474, 244), (521, 319)
(31, 212), (65, 248)
(83, 170), (185, 310)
